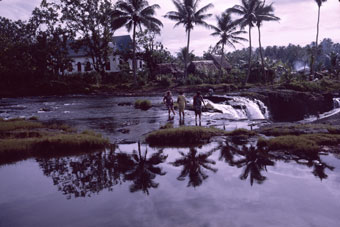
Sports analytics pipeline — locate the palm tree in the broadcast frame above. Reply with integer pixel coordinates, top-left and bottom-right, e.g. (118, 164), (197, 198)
(111, 0), (163, 84)
(165, 0), (213, 78)
(177, 46), (195, 66)
(254, 0), (280, 83)
(311, 0), (327, 76)
(210, 12), (247, 78)
(227, 0), (260, 85)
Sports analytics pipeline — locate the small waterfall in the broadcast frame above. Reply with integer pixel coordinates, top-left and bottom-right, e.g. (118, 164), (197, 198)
(300, 97), (340, 123)
(204, 96), (269, 120)
(333, 98), (340, 108)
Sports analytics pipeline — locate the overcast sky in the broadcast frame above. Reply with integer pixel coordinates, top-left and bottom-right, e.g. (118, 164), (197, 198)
(0, 0), (339, 56)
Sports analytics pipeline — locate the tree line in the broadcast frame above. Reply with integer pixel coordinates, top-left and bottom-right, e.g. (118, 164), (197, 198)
(0, 0), (339, 91)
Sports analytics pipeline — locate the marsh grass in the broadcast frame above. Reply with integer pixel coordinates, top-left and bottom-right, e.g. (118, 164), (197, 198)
(134, 99), (152, 110)
(0, 119), (109, 165)
(226, 128), (257, 145)
(145, 126), (227, 146)
(258, 133), (340, 155)
(258, 124), (335, 136)
(227, 128), (256, 136)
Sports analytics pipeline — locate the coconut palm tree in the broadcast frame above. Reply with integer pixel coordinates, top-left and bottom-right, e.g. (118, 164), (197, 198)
(311, 0), (327, 76)
(255, 0), (280, 83)
(111, 0), (163, 84)
(210, 12), (247, 78)
(227, 0), (260, 85)
(165, 0), (214, 78)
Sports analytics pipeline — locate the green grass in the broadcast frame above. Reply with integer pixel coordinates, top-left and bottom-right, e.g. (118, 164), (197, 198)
(134, 99), (152, 110)
(258, 124), (336, 136)
(0, 119), (44, 132)
(145, 126), (227, 146)
(258, 133), (340, 155)
(0, 119), (109, 165)
(227, 128), (256, 136)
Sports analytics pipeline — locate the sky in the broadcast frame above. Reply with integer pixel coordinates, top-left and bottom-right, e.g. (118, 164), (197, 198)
(0, 0), (339, 56)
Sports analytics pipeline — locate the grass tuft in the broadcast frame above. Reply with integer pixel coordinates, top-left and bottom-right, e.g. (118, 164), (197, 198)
(134, 99), (152, 110)
(145, 126), (226, 146)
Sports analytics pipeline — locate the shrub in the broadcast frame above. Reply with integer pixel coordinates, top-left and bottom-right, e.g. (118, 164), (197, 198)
(135, 99), (152, 110)
(159, 75), (172, 87)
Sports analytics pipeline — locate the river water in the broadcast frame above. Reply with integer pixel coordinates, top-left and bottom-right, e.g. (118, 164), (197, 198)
(0, 94), (269, 143)
(1, 95), (340, 227)
(1, 143), (340, 227)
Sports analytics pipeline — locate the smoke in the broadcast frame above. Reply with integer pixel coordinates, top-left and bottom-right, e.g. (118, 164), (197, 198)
(293, 61), (309, 72)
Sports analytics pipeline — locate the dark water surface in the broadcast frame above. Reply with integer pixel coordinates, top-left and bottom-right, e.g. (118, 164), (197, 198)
(1, 143), (340, 227)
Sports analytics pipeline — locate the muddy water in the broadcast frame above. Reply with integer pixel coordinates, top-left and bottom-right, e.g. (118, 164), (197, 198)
(1, 143), (340, 227)
(0, 94), (269, 143)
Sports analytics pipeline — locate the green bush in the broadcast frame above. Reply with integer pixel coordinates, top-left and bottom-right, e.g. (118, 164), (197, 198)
(159, 75), (172, 87)
(186, 74), (203, 85)
(135, 99), (152, 110)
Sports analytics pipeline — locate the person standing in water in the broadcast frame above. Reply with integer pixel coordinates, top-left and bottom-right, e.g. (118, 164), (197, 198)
(177, 91), (186, 122)
(193, 91), (206, 125)
(163, 90), (176, 118)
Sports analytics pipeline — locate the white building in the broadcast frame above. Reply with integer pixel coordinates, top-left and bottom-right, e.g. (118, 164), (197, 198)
(64, 35), (143, 74)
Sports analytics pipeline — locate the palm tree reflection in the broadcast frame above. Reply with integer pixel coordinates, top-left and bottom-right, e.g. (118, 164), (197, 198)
(233, 145), (274, 186)
(124, 142), (168, 195)
(295, 157), (334, 180)
(171, 147), (217, 187)
(37, 143), (168, 198)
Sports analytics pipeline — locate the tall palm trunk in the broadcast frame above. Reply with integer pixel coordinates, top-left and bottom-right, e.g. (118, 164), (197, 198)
(133, 23), (137, 84)
(311, 6), (321, 76)
(185, 29), (191, 78)
(245, 25), (252, 85)
(257, 25), (266, 84)
(220, 43), (225, 80)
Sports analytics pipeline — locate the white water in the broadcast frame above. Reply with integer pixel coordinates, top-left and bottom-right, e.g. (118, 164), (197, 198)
(204, 96), (269, 120)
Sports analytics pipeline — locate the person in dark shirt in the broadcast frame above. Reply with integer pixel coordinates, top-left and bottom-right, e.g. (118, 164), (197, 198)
(193, 91), (206, 125)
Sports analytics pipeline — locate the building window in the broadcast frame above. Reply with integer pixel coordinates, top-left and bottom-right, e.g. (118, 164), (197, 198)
(139, 61), (143, 69)
(85, 62), (92, 71)
(105, 61), (111, 71)
(77, 62), (82, 72)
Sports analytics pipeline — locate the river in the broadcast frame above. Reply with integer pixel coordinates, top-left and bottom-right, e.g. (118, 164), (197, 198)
(1, 95), (340, 227)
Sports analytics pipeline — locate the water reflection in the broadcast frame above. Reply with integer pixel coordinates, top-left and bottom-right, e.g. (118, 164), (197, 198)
(124, 142), (167, 194)
(171, 147), (217, 187)
(294, 157), (335, 180)
(213, 141), (274, 185)
(36, 141), (336, 198)
(37, 143), (167, 198)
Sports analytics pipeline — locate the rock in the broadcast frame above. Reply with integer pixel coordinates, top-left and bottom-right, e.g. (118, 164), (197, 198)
(118, 128), (130, 134)
(117, 102), (132, 106)
(242, 89), (333, 122)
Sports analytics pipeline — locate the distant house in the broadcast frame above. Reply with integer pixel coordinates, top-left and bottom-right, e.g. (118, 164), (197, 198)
(205, 54), (232, 72)
(187, 54), (232, 76)
(63, 35), (143, 74)
(187, 60), (219, 75)
(155, 63), (183, 78)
